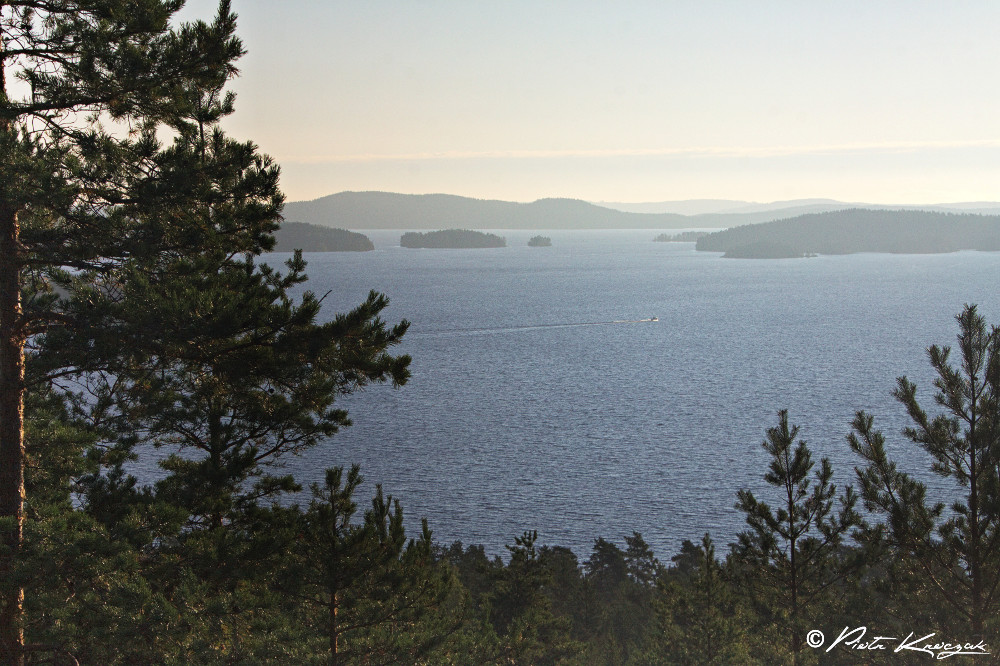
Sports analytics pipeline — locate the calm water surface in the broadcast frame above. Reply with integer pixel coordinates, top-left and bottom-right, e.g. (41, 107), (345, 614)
(249, 231), (999, 558)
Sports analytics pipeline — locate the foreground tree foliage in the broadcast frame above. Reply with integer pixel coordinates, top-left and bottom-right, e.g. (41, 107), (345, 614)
(285, 465), (462, 665)
(850, 304), (1000, 641)
(1, 1), (280, 661)
(644, 535), (752, 665)
(734, 410), (862, 664)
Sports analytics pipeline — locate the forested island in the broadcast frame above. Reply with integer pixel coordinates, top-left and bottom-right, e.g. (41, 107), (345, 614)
(400, 228), (506, 248)
(697, 208), (1000, 257)
(653, 231), (708, 242)
(273, 222), (374, 252)
(721, 241), (816, 259)
(528, 235), (552, 247)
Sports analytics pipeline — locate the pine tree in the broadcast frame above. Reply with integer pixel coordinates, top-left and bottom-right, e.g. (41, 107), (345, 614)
(735, 410), (861, 664)
(1, 3), (277, 660)
(79, 256), (409, 531)
(647, 534), (752, 665)
(488, 531), (581, 665)
(849, 304), (1000, 639)
(285, 465), (460, 665)
(582, 536), (659, 663)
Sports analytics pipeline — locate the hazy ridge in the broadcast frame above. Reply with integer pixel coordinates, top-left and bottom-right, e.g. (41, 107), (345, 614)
(696, 208), (1000, 257)
(282, 191), (1000, 231)
(282, 191), (692, 230)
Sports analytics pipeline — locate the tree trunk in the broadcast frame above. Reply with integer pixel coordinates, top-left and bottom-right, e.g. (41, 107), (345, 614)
(967, 375), (983, 637)
(329, 592), (339, 666)
(1, 17), (26, 661)
(0, 198), (25, 666)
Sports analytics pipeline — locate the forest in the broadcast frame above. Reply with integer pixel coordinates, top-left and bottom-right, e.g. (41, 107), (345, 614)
(400, 229), (507, 249)
(696, 209), (1000, 257)
(273, 224), (374, 253)
(2, 3), (999, 664)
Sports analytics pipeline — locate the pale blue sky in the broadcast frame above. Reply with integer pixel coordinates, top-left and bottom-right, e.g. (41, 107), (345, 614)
(180, 1), (1000, 203)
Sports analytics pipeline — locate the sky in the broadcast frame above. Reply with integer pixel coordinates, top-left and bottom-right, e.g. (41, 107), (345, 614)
(179, 1), (1000, 204)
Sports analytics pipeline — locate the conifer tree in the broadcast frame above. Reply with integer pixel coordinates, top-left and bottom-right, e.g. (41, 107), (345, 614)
(735, 410), (861, 664)
(582, 535), (660, 663)
(0, 3), (286, 660)
(488, 531), (581, 665)
(648, 534), (751, 665)
(285, 465), (460, 665)
(77, 254), (409, 532)
(624, 531), (661, 586)
(850, 304), (1000, 638)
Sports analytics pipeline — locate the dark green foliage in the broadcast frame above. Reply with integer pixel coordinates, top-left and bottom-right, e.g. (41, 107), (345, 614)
(3, 4), (280, 657)
(284, 465), (462, 665)
(580, 535), (660, 664)
(485, 531), (581, 665)
(850, 304), (1000, 639)
(669, 538), (705, 578)
(527, 235), (552, 247)
(646, 535), (752, 665)
(274, 223), (375, 252)
(721, 241), (813, 259)
(734, 410), (861, 663)
(696, 209), (1000, 255)
(400, 229), (506, 249)
(3, 3), (417, 662)
(19, 388), (193, 665)
(86, 254), (409, 529)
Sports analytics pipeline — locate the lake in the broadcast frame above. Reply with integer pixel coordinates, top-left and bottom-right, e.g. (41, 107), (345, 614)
(255, 230), (999, 559)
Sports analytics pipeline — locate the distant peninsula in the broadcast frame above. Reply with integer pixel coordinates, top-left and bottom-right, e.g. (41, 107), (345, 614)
(528, 235), (552, 247)
(273, 222), (374, 252)
(400, 229), (506, 249)
(696, 209), (1000, 258)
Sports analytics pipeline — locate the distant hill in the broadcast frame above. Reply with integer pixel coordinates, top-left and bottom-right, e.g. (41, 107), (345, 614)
(400, 229), (506, 249)
(597, 198), (1000, 219)
(696, 209), (1000, 257)
(273, 222), (373, 252)
(282, 191), (695, 230)
(593, 199), (750, 215)
(281, 191), (1000, 232)
(690, 202), (1000, 228)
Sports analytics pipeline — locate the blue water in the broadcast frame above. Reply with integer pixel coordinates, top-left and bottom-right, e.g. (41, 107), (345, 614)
(262, 230), (999, 559)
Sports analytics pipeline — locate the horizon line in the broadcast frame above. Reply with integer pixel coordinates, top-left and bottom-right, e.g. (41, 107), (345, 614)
(276, 139), (1000, 165)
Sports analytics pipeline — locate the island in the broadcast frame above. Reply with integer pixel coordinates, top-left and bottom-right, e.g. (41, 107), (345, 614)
(273, 222), (374, 252)
(696, 209), (1000, 258)
(528, 235), (552, 247)
(654, 231), (708, 242)
(400, 229), (506, 249)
